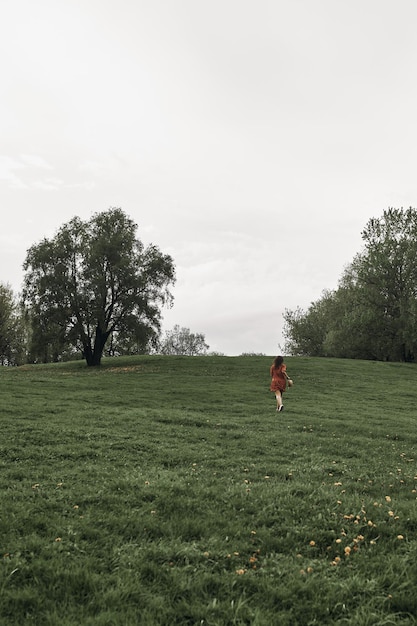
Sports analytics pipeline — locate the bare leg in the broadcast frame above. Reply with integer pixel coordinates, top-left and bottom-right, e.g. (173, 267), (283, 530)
(275, 391), (283, 411)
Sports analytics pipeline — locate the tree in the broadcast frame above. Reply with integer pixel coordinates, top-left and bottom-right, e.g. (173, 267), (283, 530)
(159, 325), (209, 356)
(0, 283), (27, 366)
(283, 207), (417, 362)
(23, 208), (175, 366)
(351, 207), (417, 361)
(283, 293), (335, 357)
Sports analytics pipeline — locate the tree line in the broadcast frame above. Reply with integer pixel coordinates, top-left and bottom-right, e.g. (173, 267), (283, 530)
(283, 207), (417, 362)
(0, 208), (209, 366)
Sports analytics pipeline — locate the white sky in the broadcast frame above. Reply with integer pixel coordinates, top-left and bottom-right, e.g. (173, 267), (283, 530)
(1, 0), (417, 355)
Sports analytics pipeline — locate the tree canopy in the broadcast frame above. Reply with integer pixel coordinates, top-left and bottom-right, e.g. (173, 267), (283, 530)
(159, 325), (209, 356)
(23, 208), (175, 366)
(0, 283), (26, 366)
(284, 207), (417, 362)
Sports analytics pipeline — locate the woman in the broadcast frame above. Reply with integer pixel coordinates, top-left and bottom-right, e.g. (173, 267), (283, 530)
(270, 356), (292, 412)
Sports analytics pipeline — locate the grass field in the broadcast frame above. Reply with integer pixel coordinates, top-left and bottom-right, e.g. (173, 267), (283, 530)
(1, 355), (417, 625)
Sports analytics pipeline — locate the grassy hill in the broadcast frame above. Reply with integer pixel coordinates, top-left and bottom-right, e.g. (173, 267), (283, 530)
(1, 355), (417, 625)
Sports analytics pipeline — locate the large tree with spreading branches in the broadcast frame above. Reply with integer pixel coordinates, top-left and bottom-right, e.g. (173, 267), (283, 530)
(23, 208), (175, 366)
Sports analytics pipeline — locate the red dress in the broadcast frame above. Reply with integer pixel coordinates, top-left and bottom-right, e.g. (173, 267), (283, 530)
(270, 364), (287, 393)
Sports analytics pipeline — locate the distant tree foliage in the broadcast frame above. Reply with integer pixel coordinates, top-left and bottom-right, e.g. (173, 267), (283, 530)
(159, 325), (209, 356)
(0, 283), (27, 366)
(284, 207), (417, 362)
(23, 208), (175, 366)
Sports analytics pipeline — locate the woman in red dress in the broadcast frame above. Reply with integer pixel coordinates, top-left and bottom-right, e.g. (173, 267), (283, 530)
(270, 356), (292, 412)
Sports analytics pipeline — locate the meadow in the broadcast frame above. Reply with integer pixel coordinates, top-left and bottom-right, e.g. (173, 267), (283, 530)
(1, 354), (417, 625)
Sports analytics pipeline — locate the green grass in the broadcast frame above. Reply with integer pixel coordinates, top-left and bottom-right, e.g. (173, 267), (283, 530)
(1, 355), (417, 625)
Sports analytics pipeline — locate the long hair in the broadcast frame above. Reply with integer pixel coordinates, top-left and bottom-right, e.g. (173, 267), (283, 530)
(272, 355), (284, 368)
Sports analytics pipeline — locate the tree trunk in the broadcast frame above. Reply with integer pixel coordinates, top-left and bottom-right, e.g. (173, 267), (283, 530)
(84, 327), (110, 366)
(83, 342), (95, 367)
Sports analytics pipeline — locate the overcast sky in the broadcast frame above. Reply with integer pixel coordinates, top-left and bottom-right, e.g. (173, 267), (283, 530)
(2, 0), (417, 355)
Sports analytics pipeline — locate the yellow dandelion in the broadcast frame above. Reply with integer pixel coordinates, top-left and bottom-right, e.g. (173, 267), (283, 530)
(335, 538), (342, 544)
(388, 510), (394, 517)
(397, 535), (404, 540)
(73, 505), (79, 510)
(55, 537), (62, 542)
(344, 546), (351, 555)
(236, 569), (246, 575)
(203, 551), (210, 557)
(385, 496), (391, 503)
(309, 540), (316, 547)
(306, 567), (313, 574)
(251, 530), (257, 535)
(249, 556), (257, 564)
(334, 556), (341, 563)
